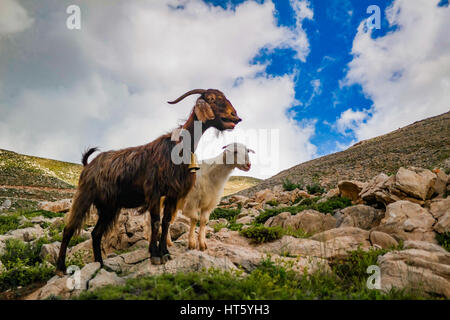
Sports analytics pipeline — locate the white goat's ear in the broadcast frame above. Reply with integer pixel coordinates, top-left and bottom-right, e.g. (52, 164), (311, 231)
(248, 148), (255, 154)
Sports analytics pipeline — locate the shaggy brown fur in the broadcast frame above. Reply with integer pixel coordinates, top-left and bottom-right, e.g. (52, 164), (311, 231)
(55, 89), (241, 274)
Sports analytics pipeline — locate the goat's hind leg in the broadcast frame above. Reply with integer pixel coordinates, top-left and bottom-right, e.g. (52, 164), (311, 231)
(92, 206), (118, 266)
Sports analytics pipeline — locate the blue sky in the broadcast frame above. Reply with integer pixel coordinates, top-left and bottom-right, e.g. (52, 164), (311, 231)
(207, 0), (396, 156)
(0, 0), (449, 178)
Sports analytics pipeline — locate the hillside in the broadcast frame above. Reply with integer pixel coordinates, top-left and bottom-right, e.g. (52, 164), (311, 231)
(0, 149), (81, 211)
(238, 111), (450, 196)
(223, 176), (262, 196)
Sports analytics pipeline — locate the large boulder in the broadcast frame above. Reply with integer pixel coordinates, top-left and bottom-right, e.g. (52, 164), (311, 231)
(264, 210), (336, 234)
(39, 199), (72, 213)
(431, 169), (448, 198)
(373, 200), (437, 243)
(378, 249), (450, 298)
(360, 173), (397, 206)
(254, 189), (276, 203)
(393, 167), (436, 201)
(336, 204), (383, 230)
(369, 231), (398, 249)
(428, 198), (450, 234)
(5, 225), (44, 242)
(102, 209), (148, 253)
(338, 180), (366, 203)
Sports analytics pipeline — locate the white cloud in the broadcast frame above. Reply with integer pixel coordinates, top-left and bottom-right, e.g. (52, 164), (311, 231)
(288, 0), (313, 61)
(343, 0), (450, 141)
(0, 0), (34, 35)
(0, 0), (316, 179)
(336, 108), (370, 135)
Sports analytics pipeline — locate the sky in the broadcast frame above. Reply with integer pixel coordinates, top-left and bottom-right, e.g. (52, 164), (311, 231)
(0, 0), (449, 179)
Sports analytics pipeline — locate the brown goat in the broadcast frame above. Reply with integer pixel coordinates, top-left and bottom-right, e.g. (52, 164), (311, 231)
(55, 89), (241, 274)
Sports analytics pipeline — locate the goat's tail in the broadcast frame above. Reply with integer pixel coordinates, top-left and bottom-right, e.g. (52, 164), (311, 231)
(81, 147), (99, 166)
(65, 189), (93, 236)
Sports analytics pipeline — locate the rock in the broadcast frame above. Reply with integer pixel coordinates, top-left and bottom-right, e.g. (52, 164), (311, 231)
(403, 240), (448, 253)
(265, 210), (336, 235)
(40, 242), (61, 265)
(254, 189), (276, 203)
(229, 195), (249, 204)
(78, 262), (102, 291)
(39, 199), (72, 213)
(88, 269), (125, 291)
(429, 198), (450, 219)
(359, 173), (395, 206)
(324, 188), (340, 199)
(337, 205), (383, 230)
(310, 227), (370, 244)
(102, 209), (147, 253)
(121, 248), (150, 265)
(394, 167), (436, 200)
(431, 169), (448, 197)
(6, 225), (44, 242)
(434, 211), (450, 234)
(36, 262), (101, 299)
(1, 199), (12, 210)
(338, 180), (366, 203)
(0, 260), (4, 272)
(258, 234), (371, 260)
(169, 221), (189, 240)
(378, 249), (450, 298)
(373, 200), (437, 243)
(208, 218), (228, 228)
(369, 231), (398, 249)
(128, 250), (237, 279)
(235, 215), (255, 225)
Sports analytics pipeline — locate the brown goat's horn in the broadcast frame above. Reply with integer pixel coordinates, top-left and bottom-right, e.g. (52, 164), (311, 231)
(167, 89), (206, 104)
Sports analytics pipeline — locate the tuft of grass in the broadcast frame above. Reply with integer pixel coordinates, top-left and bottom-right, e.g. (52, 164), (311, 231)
(0, 214), (21, 234)
(436, 232), (450, 252)
(240, 225), (284, 243)
(306, 183), (326, 195)
(282, 178), (303, 191)
(265, 200), (279, 207)
(209, 207), (240, 222)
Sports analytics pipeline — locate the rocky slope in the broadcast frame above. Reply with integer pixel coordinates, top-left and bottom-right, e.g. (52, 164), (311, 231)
(2, 165), (446, 300)
(238, 111), (450, 196)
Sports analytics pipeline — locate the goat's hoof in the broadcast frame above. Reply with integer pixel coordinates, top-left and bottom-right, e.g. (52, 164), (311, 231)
(55, 269), (66, 277)
(161, 254), (171, 263)
(199, 243), (207, 251)
(151, 257), (162, 265)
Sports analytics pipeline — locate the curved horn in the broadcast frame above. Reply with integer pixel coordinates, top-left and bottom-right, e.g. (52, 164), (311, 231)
(167, 89), (206, 104)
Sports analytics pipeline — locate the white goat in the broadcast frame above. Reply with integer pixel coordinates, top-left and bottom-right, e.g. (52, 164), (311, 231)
(177, 143), (254, 250)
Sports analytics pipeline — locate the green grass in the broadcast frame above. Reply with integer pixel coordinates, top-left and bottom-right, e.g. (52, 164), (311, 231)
(282, 178), (303, 191)
(240, 225), (284, 243)
(306, 183), (326, 195)
(0, 214), (21, 234)
(75, 256), (433, 300)
(265, 200), (279, 206)
(0, 238), (54, 291)
(209, 207), (241, 222)
(255, 196), (352, 224)
(436, 232), (450, 252)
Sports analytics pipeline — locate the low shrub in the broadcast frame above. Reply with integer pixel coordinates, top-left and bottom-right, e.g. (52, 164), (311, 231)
(0, 238), (54, 291)
(306, 183), (325, 195)
(282, 178), (303, 191)
(265, 200), (279, 207)
(255, 196), (352, 224)
(209, 208), (240, 222)
(240, 225), (284, 243)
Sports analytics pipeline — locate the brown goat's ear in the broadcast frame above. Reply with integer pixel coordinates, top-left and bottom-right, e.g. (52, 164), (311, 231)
(194, 98), (215, 122)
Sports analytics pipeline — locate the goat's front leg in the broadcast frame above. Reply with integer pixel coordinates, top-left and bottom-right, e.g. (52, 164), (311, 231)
(159, 200), (175, 263)
(198, 211), (209, 251)
(188, 216), (198, 250)
(149, 202), (162, 265)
